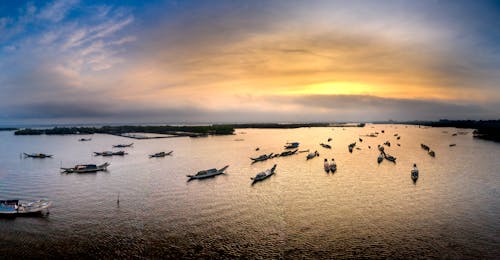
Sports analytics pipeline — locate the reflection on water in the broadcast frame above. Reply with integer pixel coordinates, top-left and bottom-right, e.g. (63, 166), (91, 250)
(0, 124), (499, 258)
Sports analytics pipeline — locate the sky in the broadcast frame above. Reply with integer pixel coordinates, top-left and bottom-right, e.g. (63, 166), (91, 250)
(1, 0), (499, 125)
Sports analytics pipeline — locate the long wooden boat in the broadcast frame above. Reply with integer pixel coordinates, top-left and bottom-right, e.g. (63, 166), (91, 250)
(187, 165), (229, 181)
(61, 162), (110, 173)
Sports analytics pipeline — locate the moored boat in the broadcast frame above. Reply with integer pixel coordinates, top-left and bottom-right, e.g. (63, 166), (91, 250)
(78, 138), (91, 141)
(377, 154), (383, 164)
(306, 151), (319, 160)
(23, 153), (53, 158)
(428, 150), (436, 157)
(149, 151), (173, 158)
(0, 199), (51, 216)
(251, 164), (277, 184)
(320, 143), (331, 149)
(329, 159), (337, 173)
(250, 153), (274, 163)
(279, 149), (298, 157)
(113, 143), (133, 148)
(384, 154), (397, 163)
(324, 159), (330, 172)
(94, 151), (126, 156)
(284, 142), (300, 149)
(61, 162), (110, 173)
(187, 165), (229, 181)
(411, 164), (419, 182)
(348, 142), (356, 153)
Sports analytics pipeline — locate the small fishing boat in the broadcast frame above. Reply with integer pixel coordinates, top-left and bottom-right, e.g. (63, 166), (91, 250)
(251, 164), (277, 184)
(320, 143), (331, 149)
(397, 136), (401, 140)
(377, 154), (383, 164)
(397, 143), (401, 146)
(78, 138), (91, 141)
(329, 159), (337, 173)
(358, 138), (363, 142)
(348, 142), (356, 153)
(449, 144), (456, 147)
(94, 151), (126, 156)
(306, 151), (319, 160)
(327, 138), (332, 142)
(279, 149), (298, 157)
(0, 199), (51, 216)
(255, 147), (260, 151)
(61, 162), (110, 173)
(23, 153), (53, 158)
(378, 145), (385, 152)
(113, 143), (133, 148)
(384, 154), (397, 163)
(411, 164), (419, 182)
(384, 141), (391, 147)
(250, 153), (274, 163)
(324, 159), (330, 173)
(421, 144), (430, 151)
(149, 151), (173, 158)
(428, 150), (436, 157)
(187, 165), (229, 181)
(284, 142), (300, 149)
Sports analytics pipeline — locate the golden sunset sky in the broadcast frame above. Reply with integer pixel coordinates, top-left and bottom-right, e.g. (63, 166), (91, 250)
(1, 1), (499, 124)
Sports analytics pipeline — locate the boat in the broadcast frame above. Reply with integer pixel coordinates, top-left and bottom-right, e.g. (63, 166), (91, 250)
(378, 145), (385, 152)
(279, 149), (298, 157)
(320, 143), (331, 149)
(78, 138), (91, 141)
(251, 164), (277, 184)
(23, 153), (53, 158)
(377, 154), (383, 164)
(327, 138), (332, 142)
(149, 151), (173, 158)
(187, 165), (229, 181)
(348, 142), (356, 153)
(306, 151), (319, 160)
(421, 144), (430, 151)
(411, 164), (419, 182)
(397, 136), (401, 140)
(329, 159), (337, 173)
(384, 154), (397, 163)
(61, 162), (110, 173)
(324, 159), (330, 173)
(94, 151), (126, 156)
(284, 142), (300, 149)
(113, 143), (133, 148)
(384, 141), (391, 147)
(0, 199), (51, 216)
(250, 153), (274, 163)
(449, 144), (456, 147)
(358, 138), (363, 142)
(428, 150), (436, 157)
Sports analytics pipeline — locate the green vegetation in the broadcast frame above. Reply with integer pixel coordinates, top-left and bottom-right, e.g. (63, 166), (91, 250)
(14, 125), (235, 136)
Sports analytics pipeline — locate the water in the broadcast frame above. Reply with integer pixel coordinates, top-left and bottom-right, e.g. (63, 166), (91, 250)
(0, 125), (498, 258)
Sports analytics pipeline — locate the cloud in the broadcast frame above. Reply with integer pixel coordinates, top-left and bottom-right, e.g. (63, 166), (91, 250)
(37, 0), (79, 22)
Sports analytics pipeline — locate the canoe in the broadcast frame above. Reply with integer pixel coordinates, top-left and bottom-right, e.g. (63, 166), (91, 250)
(94, 151), (126, 156)
(187, 165), (229, 181)
(61, 162), (110, 173)
(251, 164), (277, 184)
(284, 142), (300, 149)
(377, 154), (383, 164)
(306, 151), (319, 160)
(320, 143), (331, 149)
(0, 199), (51, 216)
(428, 150), (436, 157)
(384, 154), (397, 163)
(250, 153), (273, 163)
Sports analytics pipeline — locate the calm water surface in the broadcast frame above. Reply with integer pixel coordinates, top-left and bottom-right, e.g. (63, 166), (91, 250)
(0, 125), (499, 258)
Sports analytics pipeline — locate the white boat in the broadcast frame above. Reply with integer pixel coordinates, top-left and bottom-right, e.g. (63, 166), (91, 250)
(187, 165), (229, 181)
(251, 164), (277, 184)
(61, 162), (110, 173)
(411, 164), (419, 182)
(0, 199), (51, 215)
